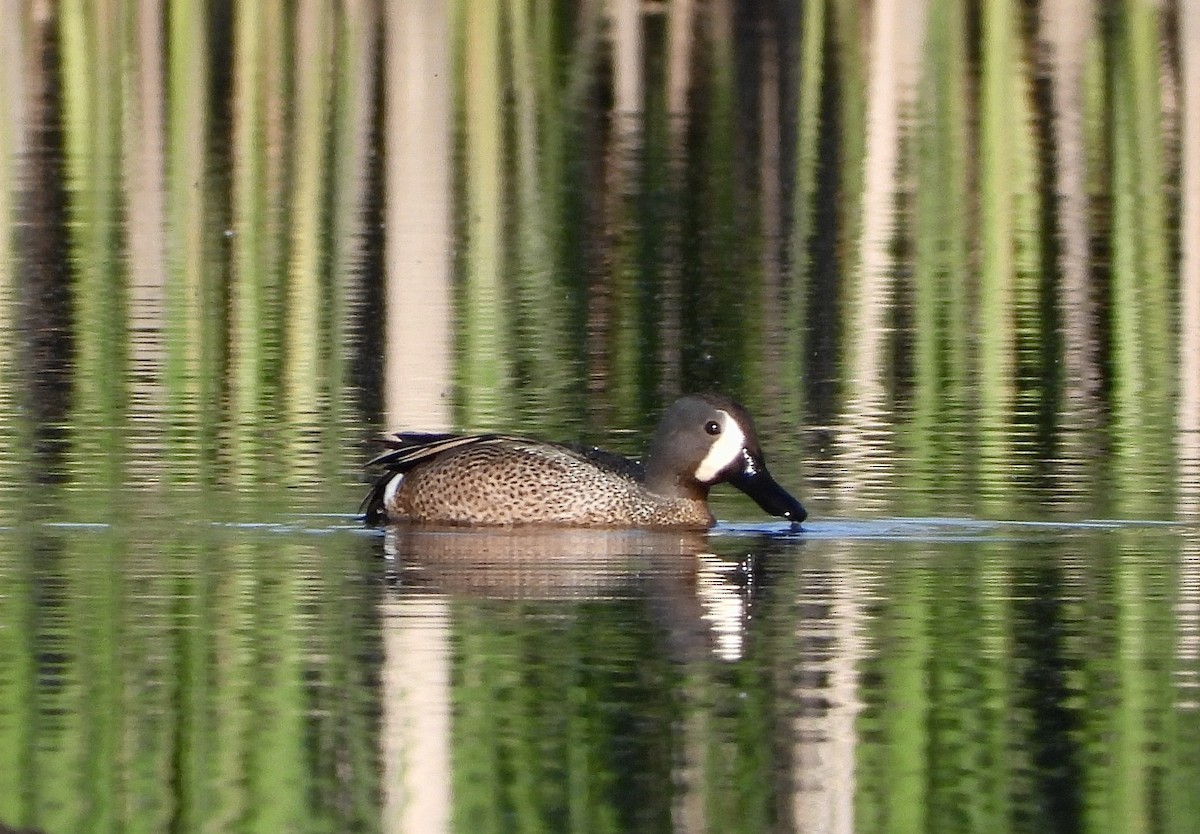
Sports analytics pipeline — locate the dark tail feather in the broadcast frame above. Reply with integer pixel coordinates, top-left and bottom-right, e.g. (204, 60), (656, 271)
(360, 472), (398, 524)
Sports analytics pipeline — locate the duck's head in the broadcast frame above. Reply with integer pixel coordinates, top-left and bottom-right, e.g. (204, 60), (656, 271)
(644, 394), (807, 525)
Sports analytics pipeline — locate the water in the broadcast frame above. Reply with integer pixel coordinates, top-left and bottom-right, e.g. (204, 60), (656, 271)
(3, 514), (1196, 832)
(2, 2), (1200, 833)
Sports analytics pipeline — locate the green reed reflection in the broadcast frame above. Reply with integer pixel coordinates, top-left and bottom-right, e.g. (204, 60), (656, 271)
(505, 0), (584, 432)
(0, 523), (383, 834)
(907, 0), (971, 515)
(450, 599), (675, 834)
(61, 1), (128, 491)
(166, 0), (219, 483)
(459, 0), (512, 426)
(1108, 0), (1175, 519)
(230, 0), (286, 479)
(846, 532), (1198, 834)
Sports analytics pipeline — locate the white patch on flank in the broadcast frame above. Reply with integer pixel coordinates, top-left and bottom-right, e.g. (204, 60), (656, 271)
(383, 473), (405, 509)
(693, 411), (746, 483)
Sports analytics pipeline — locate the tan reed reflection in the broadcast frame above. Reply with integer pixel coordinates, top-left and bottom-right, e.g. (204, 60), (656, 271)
(382, 593), (452, 834)
(1178, 0), (1200, 519)
(836, 0), (924, 515)
(787, 547), (869, 834)
(385, 3), (453, 432)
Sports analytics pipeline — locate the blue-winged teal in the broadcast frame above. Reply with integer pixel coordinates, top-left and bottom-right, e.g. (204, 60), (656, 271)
(363, 393), (807, 529)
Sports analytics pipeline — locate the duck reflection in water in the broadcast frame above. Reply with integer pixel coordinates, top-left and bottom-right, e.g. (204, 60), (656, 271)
(378, 526), (784, 664)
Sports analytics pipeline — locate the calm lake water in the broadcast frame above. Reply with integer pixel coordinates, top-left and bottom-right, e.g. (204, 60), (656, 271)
(2, 3), (1200, 833)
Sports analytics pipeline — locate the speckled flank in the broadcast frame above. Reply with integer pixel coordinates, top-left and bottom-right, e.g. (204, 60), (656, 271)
(388, 441), (714, 527)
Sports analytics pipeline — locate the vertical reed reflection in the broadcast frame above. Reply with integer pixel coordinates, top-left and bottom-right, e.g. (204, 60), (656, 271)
(165, 0), (221, 491)
(609, 0), (643, 117)
(1178, 531), (1200, 722)
(756, 21), (786, 409)
(836, 0), (923, 513)
(658, 0), (694, 400)
(385, 3), (453, 431)
(0, 2), (29, 514)
(1178, 0), (1200, 733)
(593, 114), (645, 424)
(329, 0), (379, 457)
(382, 594), (452, 834)
(230, 1), (287, 479)
(786, 552), (866, 834)
(851, 0), (918, 397)
(1178, 0), (1200, 518)
(0, 0), (29, 163)
(9, 0), (72, 494)
(124, 0), (167, 485)
(460, 0), (511, 427)
(284, 0), (333, 482)
(786, 0), (825, 428)
(977, 0), (1023, 512)
(1108, 0), (1174, 518)
(61, 0), (128, 493)
(1041, 0), (1099, 407)
(507, 0), (578, 432)
(0, 0), (1192, 512)
(907, 0), (970, 515)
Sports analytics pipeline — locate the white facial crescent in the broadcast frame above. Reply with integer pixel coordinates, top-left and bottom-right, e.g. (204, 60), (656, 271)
(693, 410), (746, 483)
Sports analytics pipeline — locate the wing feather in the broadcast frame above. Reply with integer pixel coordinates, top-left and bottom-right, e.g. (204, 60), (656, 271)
(367, 433), (534, 471)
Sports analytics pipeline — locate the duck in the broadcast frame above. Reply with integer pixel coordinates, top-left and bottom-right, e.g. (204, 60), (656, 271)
(362, 393), (806, 529)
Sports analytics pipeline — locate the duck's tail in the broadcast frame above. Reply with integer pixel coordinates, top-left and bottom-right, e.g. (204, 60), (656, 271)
(363, 431), (536, 523)
(362, 432), (474, 523)
(360, 471), (402, 524)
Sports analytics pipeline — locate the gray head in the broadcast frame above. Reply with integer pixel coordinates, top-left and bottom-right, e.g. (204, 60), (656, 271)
(643, 394), (807, 523)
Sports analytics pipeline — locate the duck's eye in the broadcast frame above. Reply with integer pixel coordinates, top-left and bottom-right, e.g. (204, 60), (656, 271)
(705, 420), (721, 436)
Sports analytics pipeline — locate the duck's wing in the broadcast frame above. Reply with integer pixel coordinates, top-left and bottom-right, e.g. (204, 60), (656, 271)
(367, 432), (530, 472)
(368, 432), (645, 476)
